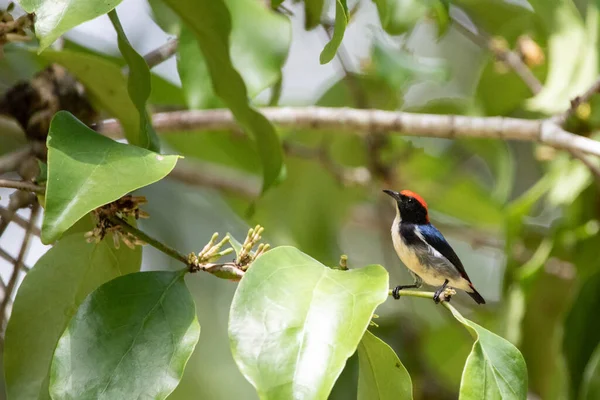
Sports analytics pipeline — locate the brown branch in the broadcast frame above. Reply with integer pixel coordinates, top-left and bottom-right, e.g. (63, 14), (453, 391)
(0, 247), (31, 272)
(97, 107), (600, 157)
(0, 179), (44, 194)
(0, 191), (36, 238)
(0, 207), (40, 236)
(0, 203), (39, 328)
(142, 39), (179, 70)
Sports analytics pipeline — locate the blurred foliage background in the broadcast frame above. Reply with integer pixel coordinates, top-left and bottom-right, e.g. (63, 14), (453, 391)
(1, 0), (600, 399)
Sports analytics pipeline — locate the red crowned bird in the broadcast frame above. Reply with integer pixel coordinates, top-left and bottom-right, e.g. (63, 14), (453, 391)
(383, 189), (485, 305)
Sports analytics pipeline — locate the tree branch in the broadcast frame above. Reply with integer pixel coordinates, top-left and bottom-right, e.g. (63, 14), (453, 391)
(142, 39), (178, 70)
(0, 179), (44, 194)
(554, 77), (600, 125)
(97, 107), (600, 157)
(0, 203), (39, 329)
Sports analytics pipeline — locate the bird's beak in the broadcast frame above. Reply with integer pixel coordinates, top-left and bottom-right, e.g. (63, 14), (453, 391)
(382, 189), (400, 200)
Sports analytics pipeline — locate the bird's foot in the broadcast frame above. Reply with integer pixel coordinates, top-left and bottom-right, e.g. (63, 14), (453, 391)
(392, 286), (402, 300)
(433, 287), (456, 304)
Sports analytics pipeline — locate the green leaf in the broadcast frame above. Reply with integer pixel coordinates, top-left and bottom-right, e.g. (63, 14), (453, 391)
(320, 0), (348, 64)
(19, 0), (123, 51)
(49, 271), (200, 399)
(108, 10), (160, 151)
(371, 0), (428, 35)
(42, 112), (179, 244)
(229, 246), (389, 399)
(446, 306), (528, 400)
(4, 220), (142, 400)
(581, 344), (600, 400)
(38, 49), (146, 146)
(162, 0), (284, 193)
(148, 0), (181, 35)
(563, 271), (600, 399)
(357, 330), (413, 400)
(371, 42), (449, 90)
(304, 0), (325, 29)
(431, 0), (450, 38)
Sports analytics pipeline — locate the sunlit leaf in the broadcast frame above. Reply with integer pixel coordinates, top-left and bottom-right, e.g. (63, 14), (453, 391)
(229, 246), (389, 399)
(42, 112), (179, 243)
(19, 0), (123, 51)
(108, 10), (159, 151)
(49, 271), (200, 399)
(162, 0), (284, 193)
(4, 219), (141, 400)
(320, 0), (348, 64)
(447, 306), (528, 399)
(357, 330), (413, 400)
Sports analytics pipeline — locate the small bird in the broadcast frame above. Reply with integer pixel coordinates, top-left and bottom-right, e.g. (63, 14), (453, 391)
(383, 189), (485, 304)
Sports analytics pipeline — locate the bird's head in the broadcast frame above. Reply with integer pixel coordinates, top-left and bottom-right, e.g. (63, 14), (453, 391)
(383, 189), (429, 224)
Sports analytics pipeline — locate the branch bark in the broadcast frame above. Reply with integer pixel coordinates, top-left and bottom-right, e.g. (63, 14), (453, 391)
(0, 179), (44, 194)
(97, 107), (600, 157)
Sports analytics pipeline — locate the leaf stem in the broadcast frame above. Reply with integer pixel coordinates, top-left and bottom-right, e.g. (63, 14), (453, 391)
(109, 216), (188, 265)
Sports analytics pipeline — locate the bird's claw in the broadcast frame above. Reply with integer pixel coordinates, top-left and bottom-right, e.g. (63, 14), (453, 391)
(392, 286), (402, 300)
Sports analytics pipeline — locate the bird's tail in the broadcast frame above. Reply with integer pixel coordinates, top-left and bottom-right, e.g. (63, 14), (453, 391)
(467, 284), (486, 305)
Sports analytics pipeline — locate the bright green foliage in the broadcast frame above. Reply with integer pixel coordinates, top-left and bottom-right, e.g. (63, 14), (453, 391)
(581, 345), (600, 400)
(447, 306), (528, 399)
(41, 112), (178, 243)
(177, 0), (290, 109)
(49, 271), (200, 400)
(4, 220), (142, 400)
(162, 0), (284, 193)
(229, 246), (389, 399)
(19, 0), (123, 51)
(108, 10), (160, 151)
(357, 330), (413, 400)
(38, 49), (146, 146)
(319, 0), (348, 64)
(371, 0), (428, 35)
(563, 272), (600, 399)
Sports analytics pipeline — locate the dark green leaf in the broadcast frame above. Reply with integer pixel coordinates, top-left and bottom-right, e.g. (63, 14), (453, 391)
(229, 246), (388, 399)
(162, 0), (284, 193)
(563, 271), (600, 399)
(19, 0), (123, 51)
(305, 0), (325, 29)
(320, 0), (348, 64)
(108, 10), (160, 151)
(42, 112), (179, 243)
(38, 49), (146, 146)
(371, 0), (428, 35)
(357, 330), (413, 400)
(431, 0), (450, 38)
(447, 306), (528, 399)
(49, 271), (200, 399)
(581, 344), (600, 400)
(4, 220), (141, 400)
(148, 0), (181, 35)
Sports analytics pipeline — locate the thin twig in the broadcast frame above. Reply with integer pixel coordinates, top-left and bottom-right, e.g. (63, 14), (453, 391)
(452, 16), (543, 95)
(0, 179), (44, 194)
(0, 247), (30, 272)
(97, 107), (600, 157)
(142, 39), (179, 70)
(0, 203), (39, 328)
(554, 77), (600, 126)
(0, 191), (35, 238)
(0, 207), (40, 236)
(108, 215), (188, 264)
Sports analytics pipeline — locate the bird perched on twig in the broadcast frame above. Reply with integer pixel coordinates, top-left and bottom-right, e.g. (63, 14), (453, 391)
(383, 189), (485, 305)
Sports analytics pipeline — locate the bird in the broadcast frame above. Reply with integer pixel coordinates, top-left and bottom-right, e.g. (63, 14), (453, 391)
(383, 189), (485, 305)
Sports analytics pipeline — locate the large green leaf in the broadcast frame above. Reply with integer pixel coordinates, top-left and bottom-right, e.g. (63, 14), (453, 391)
(320, 0), (348, 64)
(371, 0), (428, 35)
(304, 0), (325, 29)
(49, 271), (200, 399)
(38, 49), (144, 146)
(4, 219), (142, 400)
(229, 246), (389, 399)
(19, 0), (123, 51)
(563, 272), (600, 399)
(162, 0), (284, 193)
(447, 306), (528, 399)
(581, 344), (600, 400)
(42, 112), (179, 244)
(108, 10), (160, 151)
(357, 330), (413, 400)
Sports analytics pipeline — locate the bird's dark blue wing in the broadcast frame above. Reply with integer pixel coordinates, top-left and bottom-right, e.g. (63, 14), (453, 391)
(416, 224), (472, 282)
